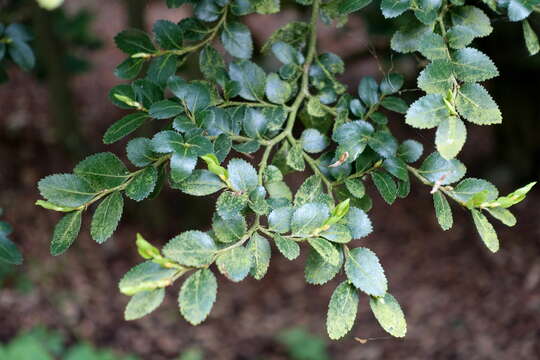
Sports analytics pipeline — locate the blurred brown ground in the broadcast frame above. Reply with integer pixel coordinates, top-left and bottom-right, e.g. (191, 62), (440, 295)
(0, 1), (539, 359)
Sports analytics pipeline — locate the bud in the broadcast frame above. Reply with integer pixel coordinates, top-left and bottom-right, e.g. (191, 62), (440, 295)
(136, 233), (161, 260)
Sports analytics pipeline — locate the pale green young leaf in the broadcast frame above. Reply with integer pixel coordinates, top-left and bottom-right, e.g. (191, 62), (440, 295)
(216, 246), (253, 282)
(369, 293), (407, 338)
(50, 210), (82, 256)
(455, 83), (502, 125)
(162, 231), (217, 267)
(345, 247), (387, 296)
(433, 191), (453, 230)
(471, 209), (499, 252)
(326, 281), (359, 340)
(452, 178), (498, 205)
(125, 289), (165, 320)
(273, 233), (300, 260)
(247, 233), (271, 280)
(90, 192), (124, 244)
(435, 116), (467, 160)
(179, 269), (217, 325)
(320, 224), (352, 244)
(119, 261), (178, 295)
(494, 182), (536, 208)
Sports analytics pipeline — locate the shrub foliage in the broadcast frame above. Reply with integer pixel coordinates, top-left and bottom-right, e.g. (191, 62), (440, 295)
(36, 0), (536, 340)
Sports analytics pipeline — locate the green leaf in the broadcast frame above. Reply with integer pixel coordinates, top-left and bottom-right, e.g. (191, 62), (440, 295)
(305, 246), (343, 285)
(273, 233), (300, 260)
(119, 261), (178, 295)
(247, 233), (271, 280)
(302, 128), (329, 154)
(471, 209), (499, 252)
(291, 203), (330, 236)
(216, 246), (253, 282)
(179, 269), (217, 325)
(271, 41), (305, 64)
(268, 206), (294, 233)
(418, 33), (448, 60)
(380, 96), (408, 114)
(265, 73), (292, 104)
(255, 0), (280, 14)
(125, 289), (165, 320)
(153, 20), (183, 50)
(358, 76), (379, 107)
(381, 0), (411, 18)
(367, 131), (398, 159)
(418, 152), (466, 184)
(345, 247), (387, 296)
(308, 237), (340, 266)
(405, 94), (449, 129)
(371, 171), (397, 205)
(103, 112), (149, 144)
(414, 0), (442, 24)
(212, 213), (246, 243)
(127, 138), (160, 167)
(338, 0), (372, 14)
(447, 25), (477, 49)
(173, 169), (225, 196)
(148, 54), (178, 85)
(380, 73), (405, 95)
(383, 157), (408, 181)
(485, 207), (517, 227)
(346, 207), (373, 239)
(38, 174), (97, 208)
(226, 158), (258, 193)
(417, 59), (454, 95)
(90, 192), (124, 244)
(451, 6), (492, 37)
(8, 40), (35, 71)
(216, 191), (248, 220)
(0, 233), (23, 265)
(115, 57), (145, 79)
(221, 21), (253, 59)
(50, 210), (82, 256)
(398, 140), (423, 163)
(523, 20), (540, 55)
(326, 281), (359, 340)
(286, 143), (306, 171)
(391, 22), (431, 54)
(200, 46), (226, 81)
(149, 100), (184, 119)
(74, 152), (129, 190)
(332, 120), (374, 161)
(229, 60), (266, 101)
(455, 83), (502, 125)
(369, 293), (407, 338)
(344, 178), (365, 198)
(435, 116), (467, 160)
(433, 191), (453, 230)
(163, 231), (217, 267)
(508, 0), (538, 22)
(126, 166), (158, 201)
(451, 48), (499, 82)
(114, 29), (156, 55)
